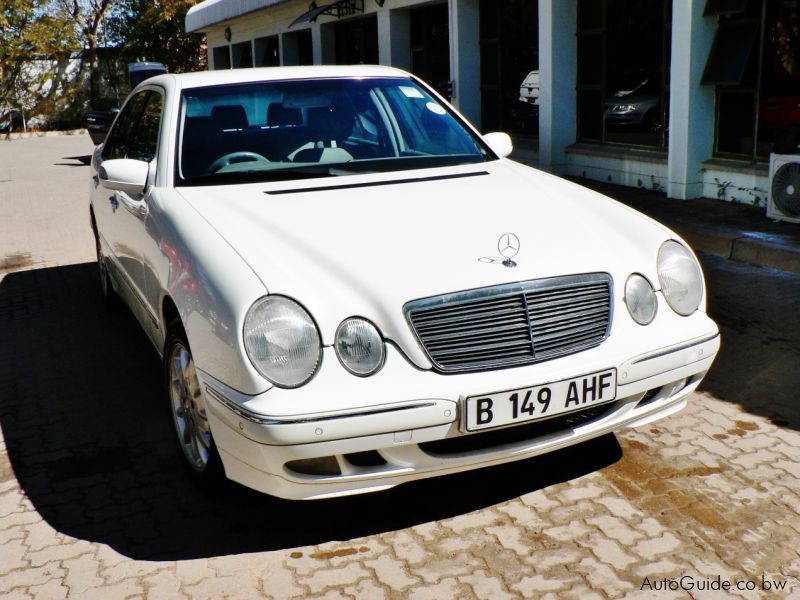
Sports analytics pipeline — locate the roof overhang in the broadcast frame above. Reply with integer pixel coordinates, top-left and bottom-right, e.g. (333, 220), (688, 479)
(289, 0), (364, 27)
(185, 0), (290, 33)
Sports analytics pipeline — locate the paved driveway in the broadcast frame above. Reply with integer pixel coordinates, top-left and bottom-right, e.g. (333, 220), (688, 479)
(1, 134), (800, 599)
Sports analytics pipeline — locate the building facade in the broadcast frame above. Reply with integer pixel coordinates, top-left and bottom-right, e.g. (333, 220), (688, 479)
(186, 0), (800, 205)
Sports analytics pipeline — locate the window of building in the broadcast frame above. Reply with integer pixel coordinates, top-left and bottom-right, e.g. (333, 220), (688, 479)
(232, 41), (253, 68)
(705, 0), (800, 160)
(212, 46), (231, 70)
(297, 29), (313, 65)
(282, 29), (313, 66)
(576, 0), (672, 149)
(410, 3), (451, 98)
(254, 35), (281, 67)
(479, 0), (539, 138)
(334, 15), (378, 64)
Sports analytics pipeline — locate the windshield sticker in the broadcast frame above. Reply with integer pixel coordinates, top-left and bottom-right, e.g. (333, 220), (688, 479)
(426, 102), (447, 115)
(400, 86), (425, 99)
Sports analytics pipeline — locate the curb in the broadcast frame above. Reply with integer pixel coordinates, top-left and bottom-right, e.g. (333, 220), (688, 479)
(672, 225), (800, 275)
(2, 129), (88, 141)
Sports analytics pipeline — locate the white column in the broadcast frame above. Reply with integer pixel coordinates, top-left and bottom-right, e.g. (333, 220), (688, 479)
(538, 0), (577, 174)
(311, 23), (324, 64)
(449, 0), (481, 128)
(377, 9), (411, 70)
(667, 0), (716, 199)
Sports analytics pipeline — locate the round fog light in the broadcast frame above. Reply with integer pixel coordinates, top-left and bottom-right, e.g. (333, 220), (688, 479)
(625, 274), (657, 325)
(335, 318), (385, 376)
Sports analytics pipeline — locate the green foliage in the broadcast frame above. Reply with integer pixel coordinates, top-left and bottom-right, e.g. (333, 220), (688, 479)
(107, 0), (207, 73)
(0, 0), (79, 123)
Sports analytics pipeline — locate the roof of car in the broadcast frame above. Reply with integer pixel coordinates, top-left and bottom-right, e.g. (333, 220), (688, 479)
(143, 65), (413, 91)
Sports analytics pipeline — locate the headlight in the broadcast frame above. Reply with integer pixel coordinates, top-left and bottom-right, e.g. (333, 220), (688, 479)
(243, 296), (322, 388)
(657, 241), (704, 316)
(625, 274), (657, 325)
(335, 318), (385, 376)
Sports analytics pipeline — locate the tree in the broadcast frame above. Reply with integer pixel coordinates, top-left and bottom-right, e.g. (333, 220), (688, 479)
(107, 0), (206, 74)
(0, 0), (78, 132)
(57, 0), (123, 109)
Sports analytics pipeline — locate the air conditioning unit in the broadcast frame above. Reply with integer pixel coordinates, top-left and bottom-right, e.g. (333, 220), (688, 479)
(768, 153), (800, 224)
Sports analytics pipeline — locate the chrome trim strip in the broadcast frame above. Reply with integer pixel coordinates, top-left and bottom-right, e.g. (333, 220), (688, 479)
(631, 333), (720, 365)
(403, 273), (613, 373)
(204, 385), (437, 426)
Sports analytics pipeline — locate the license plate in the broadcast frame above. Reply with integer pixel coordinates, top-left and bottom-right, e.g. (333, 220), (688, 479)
(464, 368), (617, 432)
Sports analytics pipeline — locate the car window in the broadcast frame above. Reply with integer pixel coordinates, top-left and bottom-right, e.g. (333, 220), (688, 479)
(177, 77), (491, 185)
(102, 92), (148, 160)
(102, 90), (163, 162)
(127, 92), (163, 162)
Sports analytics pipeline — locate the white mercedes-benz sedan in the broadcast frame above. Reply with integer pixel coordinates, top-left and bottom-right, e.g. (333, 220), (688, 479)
(89, 66), (720, 500)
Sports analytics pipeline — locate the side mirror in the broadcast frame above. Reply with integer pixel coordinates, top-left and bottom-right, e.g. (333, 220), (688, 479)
(98, 158), (149, 194)
(483, 132), (514, 158)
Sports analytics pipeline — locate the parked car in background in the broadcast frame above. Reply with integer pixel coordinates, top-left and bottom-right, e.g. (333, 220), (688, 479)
(86, 108), (119, 145)
(0, 110), (24, 134)
(85, 62), (166, 145)
(605, 71), (663, 132)
(519, 70), (540, 105)
(89, 66), (719, 500)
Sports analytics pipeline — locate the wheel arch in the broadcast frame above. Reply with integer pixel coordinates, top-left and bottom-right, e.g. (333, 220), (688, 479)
(161, 294), (181, 339)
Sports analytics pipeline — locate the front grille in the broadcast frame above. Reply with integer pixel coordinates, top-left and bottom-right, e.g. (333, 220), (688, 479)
(405, 273), (612, 373)
(419, 403), (617, 455)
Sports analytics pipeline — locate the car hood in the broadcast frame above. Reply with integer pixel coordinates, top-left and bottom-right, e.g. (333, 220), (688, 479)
(177, 161), (672, 368)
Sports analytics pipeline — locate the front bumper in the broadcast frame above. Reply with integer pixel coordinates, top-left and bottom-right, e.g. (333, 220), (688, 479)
(197, 320), (720, 500)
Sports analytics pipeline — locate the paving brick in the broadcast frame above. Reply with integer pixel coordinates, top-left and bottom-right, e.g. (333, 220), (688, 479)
(632, 533), (682, 560)
(579, 534), (638, 570)
(460, 570), (518, 600)
(385, 531), (427, 565)
(300, 563), (372, 594)
(576, 557), (634, 597)
(512, 573), (579, 594)
(519, 490), (559, 512)
(414, 552), (475, 584)
(543, 522), (592, 542)
(587, 515), (644, 545)
(0, 561), (65, 592)
(486, 524), (531, 557)
(261, 561), (307, 600)
(407, 577), (467, 600)
(364, 555), (419, 591)
(342, 578), (389, 599)
(183, 574), (260, 599)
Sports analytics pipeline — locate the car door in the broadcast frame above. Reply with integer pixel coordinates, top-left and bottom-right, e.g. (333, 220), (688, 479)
(92, 89), (163, 329)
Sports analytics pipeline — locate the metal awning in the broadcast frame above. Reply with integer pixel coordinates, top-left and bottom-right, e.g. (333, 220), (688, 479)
(290, 0), (364, 27)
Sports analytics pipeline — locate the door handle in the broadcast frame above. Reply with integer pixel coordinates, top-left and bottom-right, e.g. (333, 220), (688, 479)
(114, 192), (147, 219)
(116, 192), (148, 219)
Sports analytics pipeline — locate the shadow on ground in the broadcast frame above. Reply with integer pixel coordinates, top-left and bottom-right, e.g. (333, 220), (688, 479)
(54, 154), (92, 167)
(0, 263), (623, 560)
(697, 253), (800, 430)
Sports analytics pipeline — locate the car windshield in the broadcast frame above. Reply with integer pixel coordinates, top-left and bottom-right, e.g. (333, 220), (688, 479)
(177, 76), (492, 185)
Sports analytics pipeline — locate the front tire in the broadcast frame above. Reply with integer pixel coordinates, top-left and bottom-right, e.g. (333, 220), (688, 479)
(164, 320), (225, 488)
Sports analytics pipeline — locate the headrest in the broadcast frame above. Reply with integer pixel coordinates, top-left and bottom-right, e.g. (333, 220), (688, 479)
(267, 103), (303, 127)
(305, 105), (354, 141)
(211, 104), (248, 130)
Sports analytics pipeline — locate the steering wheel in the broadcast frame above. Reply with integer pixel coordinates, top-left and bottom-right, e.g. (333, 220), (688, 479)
(209, 151), (270, 173)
